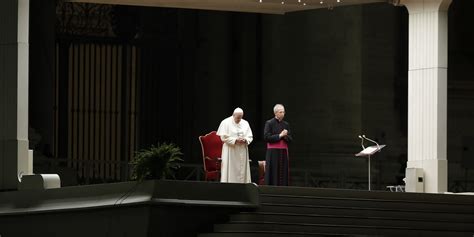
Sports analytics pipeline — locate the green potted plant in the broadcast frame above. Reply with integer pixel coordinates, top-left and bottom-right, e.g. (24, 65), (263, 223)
(130, 142), (183, 181)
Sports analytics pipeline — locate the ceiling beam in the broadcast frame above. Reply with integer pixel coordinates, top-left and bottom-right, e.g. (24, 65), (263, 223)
(66, 0), (389, 14)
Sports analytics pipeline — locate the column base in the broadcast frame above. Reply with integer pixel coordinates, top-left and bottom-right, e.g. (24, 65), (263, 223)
(0, 139), (29, 190)
(407, 159), (447, 193)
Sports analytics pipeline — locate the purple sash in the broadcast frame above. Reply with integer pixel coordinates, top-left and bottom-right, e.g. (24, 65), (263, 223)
(267, 140), (288, 149)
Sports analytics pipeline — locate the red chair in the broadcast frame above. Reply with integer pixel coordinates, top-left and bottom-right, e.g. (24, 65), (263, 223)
(198, 131), (223, 181)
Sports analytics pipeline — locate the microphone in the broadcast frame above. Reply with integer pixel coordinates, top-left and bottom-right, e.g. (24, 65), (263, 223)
(358, 135), (365, 149)
(362, 135), (380, 149)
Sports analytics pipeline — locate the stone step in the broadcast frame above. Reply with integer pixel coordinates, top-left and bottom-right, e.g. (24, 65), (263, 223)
(213, 222), (471, 237)
(229, 212), (474, 232)
(257, 203), (474, 222)
(199, 232), (379, 237)
(259, 194), (474, 214)
(258, 186), (474, 206)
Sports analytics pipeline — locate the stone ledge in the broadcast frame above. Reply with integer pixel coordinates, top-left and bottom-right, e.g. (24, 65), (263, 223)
(0, 180), (259, 216)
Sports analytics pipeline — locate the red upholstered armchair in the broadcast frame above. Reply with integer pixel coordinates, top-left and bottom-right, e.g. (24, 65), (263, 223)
(198, 131), (223, 181)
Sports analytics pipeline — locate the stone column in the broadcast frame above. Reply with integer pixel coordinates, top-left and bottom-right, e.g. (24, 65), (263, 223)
(398, 0), (452, 193)
(0, 0), (30, 190)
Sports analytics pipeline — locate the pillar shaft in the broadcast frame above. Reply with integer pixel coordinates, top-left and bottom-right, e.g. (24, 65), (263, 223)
(0, 0), (29, 190)
(400, 0), (452, 193)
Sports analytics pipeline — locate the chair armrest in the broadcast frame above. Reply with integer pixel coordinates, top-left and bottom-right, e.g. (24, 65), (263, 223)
(205, 156), (222, 161)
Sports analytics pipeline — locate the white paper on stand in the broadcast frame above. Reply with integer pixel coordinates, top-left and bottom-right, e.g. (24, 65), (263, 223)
(355, 145), (386, 157)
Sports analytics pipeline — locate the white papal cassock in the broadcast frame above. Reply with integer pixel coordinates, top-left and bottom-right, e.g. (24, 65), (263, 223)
(217, 116), (253, 183)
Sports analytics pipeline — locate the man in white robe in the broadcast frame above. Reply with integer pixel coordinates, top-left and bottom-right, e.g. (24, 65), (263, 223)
(217, 108), (253, 183)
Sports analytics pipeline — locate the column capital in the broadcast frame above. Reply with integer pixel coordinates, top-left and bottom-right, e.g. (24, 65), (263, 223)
(397, 0), (452, 14)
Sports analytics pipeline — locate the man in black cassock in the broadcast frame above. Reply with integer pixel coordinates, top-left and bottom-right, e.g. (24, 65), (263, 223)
(264, 104), (292, 186)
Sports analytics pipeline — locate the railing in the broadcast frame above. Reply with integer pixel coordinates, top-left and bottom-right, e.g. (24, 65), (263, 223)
(38, 157), (474, 192)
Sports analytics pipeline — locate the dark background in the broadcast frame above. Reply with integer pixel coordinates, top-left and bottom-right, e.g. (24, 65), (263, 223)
(28, 0), (474, 191)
